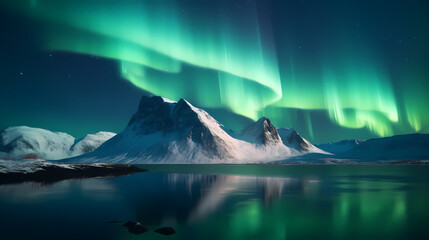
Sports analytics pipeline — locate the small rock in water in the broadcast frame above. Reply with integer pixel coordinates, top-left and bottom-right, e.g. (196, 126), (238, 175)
(123, 221), (148, 234)
(154, 227), (176, 235)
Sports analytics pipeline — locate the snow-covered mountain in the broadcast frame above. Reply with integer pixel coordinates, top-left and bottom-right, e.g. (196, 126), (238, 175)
(277, 128), (326, 154)
(68, 96), (323, 164)
(0, 126), (115, 160)
(316, 139), (364, 154)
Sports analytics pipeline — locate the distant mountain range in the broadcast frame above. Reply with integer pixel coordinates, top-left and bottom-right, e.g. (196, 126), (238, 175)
(1, 96), (428, 163)
(316, 134), (429, 161)
(316, 139), (365, 154)
(0, 126), (115, 160)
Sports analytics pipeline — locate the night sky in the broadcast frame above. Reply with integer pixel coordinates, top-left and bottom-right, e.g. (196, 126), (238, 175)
(0, 0), (428, 144)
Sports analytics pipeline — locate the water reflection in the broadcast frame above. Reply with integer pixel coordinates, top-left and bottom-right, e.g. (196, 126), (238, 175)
(0, 166), (428, 240)
(106, 173), (321, 228)
(0, 179), (119, 203)
(115, 171), (426, 240)
(167, 174), (313, 222)
(108, 172), (327, 238)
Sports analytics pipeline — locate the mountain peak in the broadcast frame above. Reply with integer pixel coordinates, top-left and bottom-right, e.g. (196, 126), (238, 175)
(128, 95), (225, 136)
(277, 128), (325, 153)
(255, 116), (271, 126)
(240, 117), (281, 145)
(256, 116), (269, 122)
(172, 98), (197, 119)
(137, 95), (169, 112)
(127, 95), (175, 131)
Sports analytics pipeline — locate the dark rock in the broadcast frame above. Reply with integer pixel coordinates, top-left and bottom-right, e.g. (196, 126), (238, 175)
(123, 221), (148, 234)
(127, 95), (174, 133)
(154, 227), (176, 235)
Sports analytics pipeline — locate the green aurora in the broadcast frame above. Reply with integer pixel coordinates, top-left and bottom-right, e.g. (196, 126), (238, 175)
(2, 0), (428, 142)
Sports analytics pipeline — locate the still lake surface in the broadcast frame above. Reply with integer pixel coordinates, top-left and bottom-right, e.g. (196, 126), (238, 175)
(0, 165), (428, 240)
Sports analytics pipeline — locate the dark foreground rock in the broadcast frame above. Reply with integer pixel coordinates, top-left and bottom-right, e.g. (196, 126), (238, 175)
(123, 221), (148, 234)
(155, 227), (176, 235)
(0, 159), (145, 184)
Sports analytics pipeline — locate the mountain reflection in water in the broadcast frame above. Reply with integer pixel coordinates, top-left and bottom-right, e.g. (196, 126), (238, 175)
(116, 173), (316, 227)
(166, 174), (312, 222)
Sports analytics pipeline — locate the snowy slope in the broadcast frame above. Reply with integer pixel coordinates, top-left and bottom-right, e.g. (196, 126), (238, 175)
(70, 132), (116, 156)
(0, 126), (75, 160)
(0, 126), (115, 160)
(277, 128), (327, 154)
(316, 139), (364, 154)
(68, 96), (307, 164)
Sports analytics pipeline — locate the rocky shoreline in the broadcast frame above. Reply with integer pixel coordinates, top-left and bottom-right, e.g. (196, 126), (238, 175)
(0, 159), (145, 184)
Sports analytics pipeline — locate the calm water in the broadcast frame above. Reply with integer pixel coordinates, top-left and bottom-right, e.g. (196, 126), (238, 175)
(0, 165), (428, 240)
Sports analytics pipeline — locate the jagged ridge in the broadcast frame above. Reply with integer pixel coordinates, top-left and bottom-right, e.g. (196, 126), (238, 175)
(68, 96), (322, 164)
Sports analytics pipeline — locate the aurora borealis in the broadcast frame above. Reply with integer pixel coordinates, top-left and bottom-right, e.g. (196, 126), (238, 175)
(0, 0), (428, 143)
